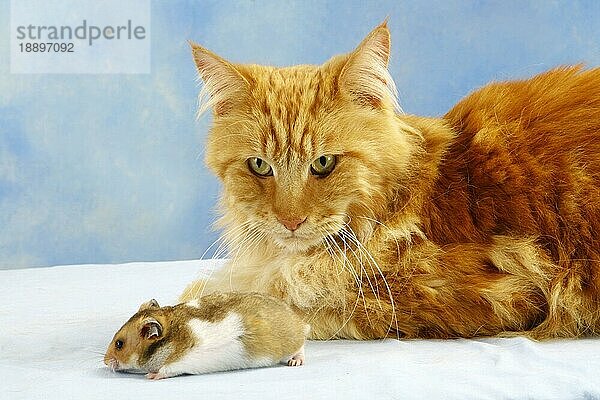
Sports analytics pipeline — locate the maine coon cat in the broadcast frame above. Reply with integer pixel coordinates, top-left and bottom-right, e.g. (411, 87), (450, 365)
(181, 22), (600, 340)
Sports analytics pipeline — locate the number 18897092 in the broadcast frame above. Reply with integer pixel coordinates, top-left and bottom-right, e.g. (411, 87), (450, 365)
(19, 42), (74, 52)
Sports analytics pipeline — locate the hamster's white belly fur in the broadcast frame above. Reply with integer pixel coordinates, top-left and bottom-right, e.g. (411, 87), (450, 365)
(158, 312), (273, 377)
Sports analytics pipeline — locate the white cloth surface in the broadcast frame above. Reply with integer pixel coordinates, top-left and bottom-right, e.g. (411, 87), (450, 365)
(1, 259), (599, 400)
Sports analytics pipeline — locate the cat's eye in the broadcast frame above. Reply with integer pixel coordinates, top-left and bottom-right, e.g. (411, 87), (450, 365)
(247, 157), (273, 177)
(310, 155), (336, 176)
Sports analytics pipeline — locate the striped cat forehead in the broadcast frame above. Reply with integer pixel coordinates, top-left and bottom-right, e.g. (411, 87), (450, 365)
(244, 65), (341, 159)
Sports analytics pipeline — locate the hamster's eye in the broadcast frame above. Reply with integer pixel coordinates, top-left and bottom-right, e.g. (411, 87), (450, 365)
(115, 340), (124, 350)
(247, 157), (273, 177)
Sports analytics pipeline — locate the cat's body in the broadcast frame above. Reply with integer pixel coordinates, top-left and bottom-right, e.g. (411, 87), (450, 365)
(182, 23), (600, 340)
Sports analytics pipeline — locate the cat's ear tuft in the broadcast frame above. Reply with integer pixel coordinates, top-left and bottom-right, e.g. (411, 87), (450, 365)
(189, 41), (250, 118)
(338, 22), (401, 113)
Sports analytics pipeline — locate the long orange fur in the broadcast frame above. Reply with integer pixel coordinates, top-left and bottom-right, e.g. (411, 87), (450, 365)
(181, 22), (600, 340)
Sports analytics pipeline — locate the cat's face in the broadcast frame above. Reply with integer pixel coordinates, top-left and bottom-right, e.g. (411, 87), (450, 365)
(192, 23), (415, 254)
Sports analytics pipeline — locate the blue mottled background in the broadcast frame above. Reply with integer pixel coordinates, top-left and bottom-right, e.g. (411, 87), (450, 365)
(1, 1), (599, 268)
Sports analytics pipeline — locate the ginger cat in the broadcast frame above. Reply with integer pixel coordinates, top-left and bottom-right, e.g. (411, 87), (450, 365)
(181, 22), (600, 340)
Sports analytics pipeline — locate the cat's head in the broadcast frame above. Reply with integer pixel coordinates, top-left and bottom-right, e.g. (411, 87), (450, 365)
(191, 22), (418, 254)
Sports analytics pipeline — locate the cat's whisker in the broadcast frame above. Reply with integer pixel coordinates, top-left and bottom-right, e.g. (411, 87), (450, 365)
(200, 236), (230, 260)
(321, 231), (363, 331)
(225, 234), (255, 292)
(327, 234), (365, 295)
(230, 228), (267, 270)
(335, 229), (376, 330)
(352, 234), (383, 300)
(327, 237), (365, 307)
(351, 216), (400, 299)
(213, 221), (256, 259)
(320, 238), (351, 334)
(207, 221), (254, 261)
(346, 228), (399, 339)
(339, 236), (361, 329)
(321, 236), (341, 275)
(319, 221), (351, 278)
(326, 239), (351, 318)
(213, 221), (260, 263)
(338, 234), (381, 335)
(199, 232), (230, 261)
(193, 221), (258, 300)
(322, 234), (365, 340)
(321, 237), (354, 326)
(323, 235), (363, 296)
(319, 228), (364, 312)
(354, 214), (412, 339)
(195, 234), (231, 291)
(230, 223), (266, 258)
(343, 225), (401, 341)
(226, 222), (265, 291)
(356, 215), (403, 258)
(321, 224), (368, 303)
(338, 227), (383, 310)
(339, 225), (395, 335)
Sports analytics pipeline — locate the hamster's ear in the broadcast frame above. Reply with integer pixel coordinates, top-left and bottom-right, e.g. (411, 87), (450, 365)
(338, 20), (400, 112)
(189, 40), (250, 118)
(140, 319), (163, 340)
(138, 299), (160, 312)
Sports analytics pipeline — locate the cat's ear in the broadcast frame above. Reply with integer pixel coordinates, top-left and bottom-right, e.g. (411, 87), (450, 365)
(338, 21), (401, 113)
(189, 41), (250, 117)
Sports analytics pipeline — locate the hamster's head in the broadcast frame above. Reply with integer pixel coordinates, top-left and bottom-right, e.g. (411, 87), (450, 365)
(104, 299), (170, 373)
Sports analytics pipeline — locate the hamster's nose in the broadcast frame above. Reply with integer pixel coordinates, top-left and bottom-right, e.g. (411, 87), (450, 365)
(105, 358), (119, 372)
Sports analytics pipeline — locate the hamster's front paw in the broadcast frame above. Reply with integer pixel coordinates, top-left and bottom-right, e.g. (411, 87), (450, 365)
(287, 356), (304, 366)
(287, 345), (305, 366)
(146, 372), (167, 380)
(287, 353), (305, 366)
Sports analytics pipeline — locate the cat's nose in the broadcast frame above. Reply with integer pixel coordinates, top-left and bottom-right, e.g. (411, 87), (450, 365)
(277, 216), (307, 231)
